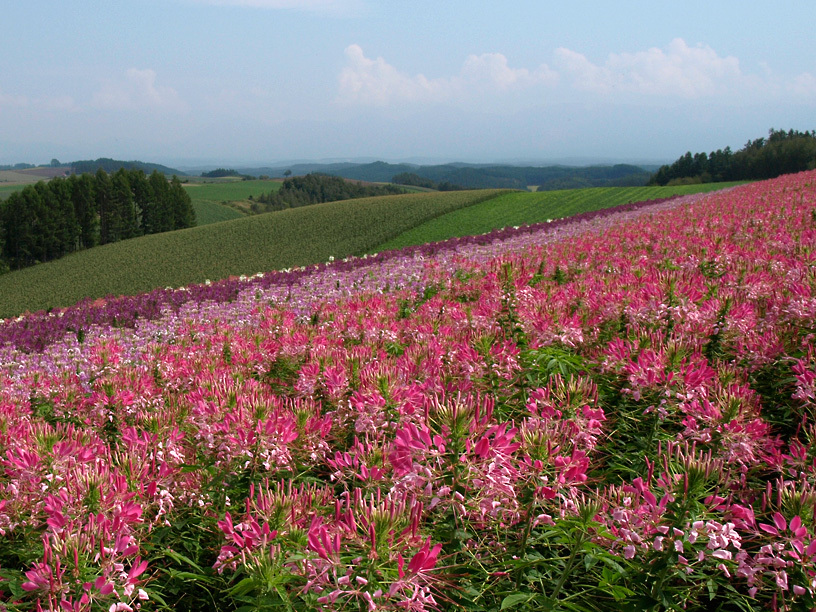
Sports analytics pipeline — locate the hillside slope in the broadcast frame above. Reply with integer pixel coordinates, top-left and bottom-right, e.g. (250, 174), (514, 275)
(0, 189), (504, 317)
(373, 182), (747, 251)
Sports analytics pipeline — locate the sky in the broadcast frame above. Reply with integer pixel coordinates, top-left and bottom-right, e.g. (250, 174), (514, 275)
(1, 0), (814, 167)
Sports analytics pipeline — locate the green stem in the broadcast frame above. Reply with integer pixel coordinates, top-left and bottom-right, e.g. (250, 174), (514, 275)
(550, 529), (588, 602)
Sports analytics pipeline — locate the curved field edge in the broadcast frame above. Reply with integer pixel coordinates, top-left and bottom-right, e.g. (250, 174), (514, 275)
(372, 181), (749, 251)
(0, 189), (506, 319)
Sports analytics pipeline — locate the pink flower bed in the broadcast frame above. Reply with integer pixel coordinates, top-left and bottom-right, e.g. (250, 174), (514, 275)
(1, 172), (815, 610)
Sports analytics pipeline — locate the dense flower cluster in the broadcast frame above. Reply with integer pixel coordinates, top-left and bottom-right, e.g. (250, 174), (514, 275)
(0, 172), (815, 610)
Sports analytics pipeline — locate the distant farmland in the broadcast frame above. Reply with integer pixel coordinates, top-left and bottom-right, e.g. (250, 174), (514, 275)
(183, 178), (283, 224)
(374, 181), (748, 251)
(0, 189), (505, 317)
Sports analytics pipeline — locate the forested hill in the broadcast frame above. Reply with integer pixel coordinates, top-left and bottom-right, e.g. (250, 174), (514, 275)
(237, 162), (653, 191)
(650, 128), (816, 185)
(70, 158), (182, 176)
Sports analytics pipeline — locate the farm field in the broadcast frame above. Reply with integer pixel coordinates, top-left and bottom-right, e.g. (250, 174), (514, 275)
(0, 189), (505, 318)
(0, 185), (25, 200)
(0, 171), (814, 611)
(183, 179), (283, 224)
(374, 181), (748, 251)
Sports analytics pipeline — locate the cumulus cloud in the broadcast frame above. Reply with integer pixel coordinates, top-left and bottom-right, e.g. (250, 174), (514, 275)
(788, 72), (816, 98)
(338, 44), (448, 105)
(554, 38), (743, 98)
(461, 53), (558, 90)
(92, 69), (187, 112)
(337, 45), (556, 106)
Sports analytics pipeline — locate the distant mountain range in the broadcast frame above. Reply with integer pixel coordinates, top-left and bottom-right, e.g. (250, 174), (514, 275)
(233, 161), (654, 191)
(69, 158), (183, 175)
(3, 158), (657, 191)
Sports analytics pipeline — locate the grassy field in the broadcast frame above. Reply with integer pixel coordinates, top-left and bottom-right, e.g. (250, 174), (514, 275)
(184, 179), (283, 224)
(373, 182), (748, 251)
(0, 189), (505, 317)
(0, 185), (25, 200)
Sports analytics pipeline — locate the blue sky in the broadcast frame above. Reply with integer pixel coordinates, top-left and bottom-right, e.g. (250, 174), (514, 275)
(1, 0), (814, 166)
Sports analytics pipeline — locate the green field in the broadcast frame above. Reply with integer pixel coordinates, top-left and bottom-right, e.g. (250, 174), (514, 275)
(0, 189), (505, 317)
(184, 179), (283, 224)
(373, 182), (748, 251)
(0, 185), (24, 200)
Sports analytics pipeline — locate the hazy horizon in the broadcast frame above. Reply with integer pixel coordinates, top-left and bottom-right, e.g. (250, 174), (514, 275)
(2, 1), (814, 166)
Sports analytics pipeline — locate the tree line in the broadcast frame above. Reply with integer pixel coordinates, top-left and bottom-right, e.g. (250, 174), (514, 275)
(391, 172), (466, 191)
(650, 128), (816, 186)
(0, 169), (195, 272)
(248, 173), (406, 214)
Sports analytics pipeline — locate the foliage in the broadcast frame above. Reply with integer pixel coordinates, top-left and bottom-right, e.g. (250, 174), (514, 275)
(200, 168), (251, 179)
(249, 173), (407, 213)
(650, 128), (816, 185)
(0, 170), (195, 272)
(392, 172), (465, 191)
(69, 157), (182, 175)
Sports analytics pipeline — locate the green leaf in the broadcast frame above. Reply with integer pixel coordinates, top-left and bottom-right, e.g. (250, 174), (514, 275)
(162, 547), (206, 572)
(228, 577), (258, 597)
(501, 593), (534, 610)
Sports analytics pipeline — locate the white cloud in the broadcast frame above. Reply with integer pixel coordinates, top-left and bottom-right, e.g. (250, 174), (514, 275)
(337, 45), (556, 106)
(92, 69), (187, 112)
(461, 53), (558, 90)
(789, 72), (816, 98)
(338, 44), (449, 105)
(337, 40), (816, 110)
(554, 38), (743, 98)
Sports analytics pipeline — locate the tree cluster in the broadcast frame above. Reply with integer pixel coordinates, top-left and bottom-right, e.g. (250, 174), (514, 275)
(391, 172), (466, 191)
(200, 168), (255, 180)
(0, 163), (36, 171)
(0, 169), (195, 272)
(650, 129), (816, 186)
(249, 173), (406, 214)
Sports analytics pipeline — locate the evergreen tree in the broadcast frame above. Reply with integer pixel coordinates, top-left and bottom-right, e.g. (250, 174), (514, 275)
(169, 175), (196, 229)
(111, 168), (139, 241)
(127, 170), (152, 235)
(0, 192), (33, 269)
(31, 183), (59, 262)
(68, 173), (98, 249)
(96, 168), (114, 245)
(48, 177), (80, 257)
(148, 171), (172, 232)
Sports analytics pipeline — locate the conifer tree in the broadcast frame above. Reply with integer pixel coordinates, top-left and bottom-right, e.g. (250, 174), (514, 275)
(68, 173), (98, 249)
(95, 168), (114, 245)
(169, 175), (196, 229)
(111, 168), (139, 241)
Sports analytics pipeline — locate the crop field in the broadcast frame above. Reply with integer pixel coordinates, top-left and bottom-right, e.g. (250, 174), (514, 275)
(374, 181), (748, 250)
(183, 178), (282, 202)
(0, 185), (24, 200)
(0, 171), (814, 611)
(0, 170), (46, 185)
(0, 189), (505, 317)
(183, 179), (283, 224)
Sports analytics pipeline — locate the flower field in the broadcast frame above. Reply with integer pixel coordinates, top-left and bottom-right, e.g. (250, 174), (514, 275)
(0, 170), (815, 611)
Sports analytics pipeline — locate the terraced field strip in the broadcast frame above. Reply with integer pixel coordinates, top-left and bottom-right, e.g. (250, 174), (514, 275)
(0, 189), (506, 317)
(373, 182), (748, 251)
